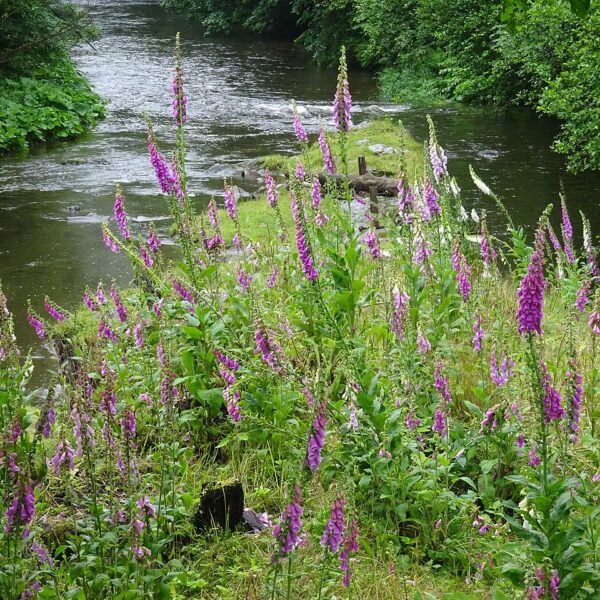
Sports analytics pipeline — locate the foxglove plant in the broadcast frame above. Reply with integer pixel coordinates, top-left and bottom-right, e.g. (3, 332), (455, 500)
(273, 485), (303, 561)
(390, 286), (409, 339)
(472, 315), (484, 351)
(518, 225), (547, 336)
(291, 101), (308, 144)
(290, 192), (318, 281)
(44, 298), (65, 321)
(265, 169), (279, 208)
(223, 180), (237, 221)
(332, 47), (351, 132)
(113, 187), (131, 241)
(364, 229), (382, 259)
(427, 115), (447, 182)
(306, 399), (326, 472)
(565, 364), (582, 443)
(318, 128), (334, 176)
(321, 496), (346, 553)
(560, 196), (574, 264)
(340, 517), (359, 587)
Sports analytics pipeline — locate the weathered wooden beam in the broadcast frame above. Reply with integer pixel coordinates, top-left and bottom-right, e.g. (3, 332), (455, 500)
(317, 172), (399, 196)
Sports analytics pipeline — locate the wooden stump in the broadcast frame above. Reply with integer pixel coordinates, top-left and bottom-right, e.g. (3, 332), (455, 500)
(194, 480), (244, 532)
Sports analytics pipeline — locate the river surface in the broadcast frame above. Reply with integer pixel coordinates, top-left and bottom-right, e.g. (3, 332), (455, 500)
(1, 0), (600, 374)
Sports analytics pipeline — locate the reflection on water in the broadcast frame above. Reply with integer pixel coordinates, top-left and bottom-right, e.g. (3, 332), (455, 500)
(1, 0), (600, 375)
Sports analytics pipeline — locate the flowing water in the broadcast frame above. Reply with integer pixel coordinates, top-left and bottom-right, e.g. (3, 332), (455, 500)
(1, 0), (600, 376)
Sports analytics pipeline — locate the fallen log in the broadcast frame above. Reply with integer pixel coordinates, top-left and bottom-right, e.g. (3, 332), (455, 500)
(316, 172), (399, 196)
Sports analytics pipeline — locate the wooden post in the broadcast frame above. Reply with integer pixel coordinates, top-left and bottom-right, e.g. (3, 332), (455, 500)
(358, 156), (367, 176)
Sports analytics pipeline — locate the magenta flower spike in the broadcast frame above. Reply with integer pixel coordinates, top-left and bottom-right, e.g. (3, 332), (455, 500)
(266, 267), (278, 289)
(540, 362), (565, 423)
(110, 284), (128, 323)
(264, 169), (279, 208)
(340, 518), (359, 587)
(102, 226), (120, 253)
(44, 298), (66, 321)
(306, 400), (327, 472)
(83, 290), (98, 312)
(147, 132), (171, 194)
(113, 188), (131, 240)
(318, 128), (335, 176)
(561, 196), (574, 264)
(290, 192), (318, 281)
(364, 229), (382, 259)
(223, 181), (237, 221)
(472, 315), (484, 351)
(432, 405), (447, 437)
(295, 160), (305, 181)
(390, 286), (409, 339)
(576, 280), (591, 312)
(139, 246), (154, 268)
(236, 265), (252, 292)
(423, 177), (441, 217)
(27, 312), (46, 339)
(321, 496), (346, 552)
(291, 102), (308, 144)
(434, 362), (452, 404)
(517, 227), (546, 335)
(148, 224), (161, 253)
(428, 134), (448, 182)
(273, 485), (303, 560)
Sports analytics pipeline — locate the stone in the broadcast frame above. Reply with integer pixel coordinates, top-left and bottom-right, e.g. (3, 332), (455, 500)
(368, 144), (398, 155)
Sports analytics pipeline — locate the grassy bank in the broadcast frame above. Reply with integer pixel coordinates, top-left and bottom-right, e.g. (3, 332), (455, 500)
(0, 59), (105, 154)
(220, 119), (421, 241)
(2, 47), (600, 599)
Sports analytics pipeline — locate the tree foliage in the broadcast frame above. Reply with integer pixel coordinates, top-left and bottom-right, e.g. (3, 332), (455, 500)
(162, 0), (600, 173)
(0, 0), (104, 152)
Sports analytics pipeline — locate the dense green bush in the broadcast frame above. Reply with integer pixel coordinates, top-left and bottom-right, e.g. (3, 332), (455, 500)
(0, 0), (104, 153)
(0, 61), (105, 152)
(162, 0), (600, 173)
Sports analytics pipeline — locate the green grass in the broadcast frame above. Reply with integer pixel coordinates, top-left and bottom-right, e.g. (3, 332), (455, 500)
(219, 119), (422, 242)
(262, 119), (423, 177)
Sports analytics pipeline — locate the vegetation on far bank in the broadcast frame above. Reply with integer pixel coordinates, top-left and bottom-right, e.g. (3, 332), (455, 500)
(162, 0), (600, 174)
(0, 0), (105, 154)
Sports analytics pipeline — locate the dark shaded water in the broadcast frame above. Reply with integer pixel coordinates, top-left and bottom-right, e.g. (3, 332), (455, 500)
(1, 0), (600, 374)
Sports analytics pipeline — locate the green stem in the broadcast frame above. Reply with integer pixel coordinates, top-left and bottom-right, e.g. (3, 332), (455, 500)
(286, 554), (293, 600)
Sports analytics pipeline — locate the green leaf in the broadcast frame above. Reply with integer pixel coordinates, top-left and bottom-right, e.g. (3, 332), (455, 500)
(570, 0), (590, 17)
(463, 400), (483, 417)
(480, 459), (498, 475)
(182, 326), (203, 340)
(359, 475), (372, 490)
(181, 349), (195, 376)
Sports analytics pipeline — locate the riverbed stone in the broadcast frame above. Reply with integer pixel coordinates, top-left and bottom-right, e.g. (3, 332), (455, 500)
(368, 143), (398, 155)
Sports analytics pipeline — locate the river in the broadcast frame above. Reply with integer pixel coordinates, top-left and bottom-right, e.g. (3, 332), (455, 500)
(1, 0), (600, 374)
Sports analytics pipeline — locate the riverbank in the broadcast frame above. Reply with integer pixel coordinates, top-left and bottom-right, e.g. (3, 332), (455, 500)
(3, 41), (600, 598)
(0, 59), (105, 154)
